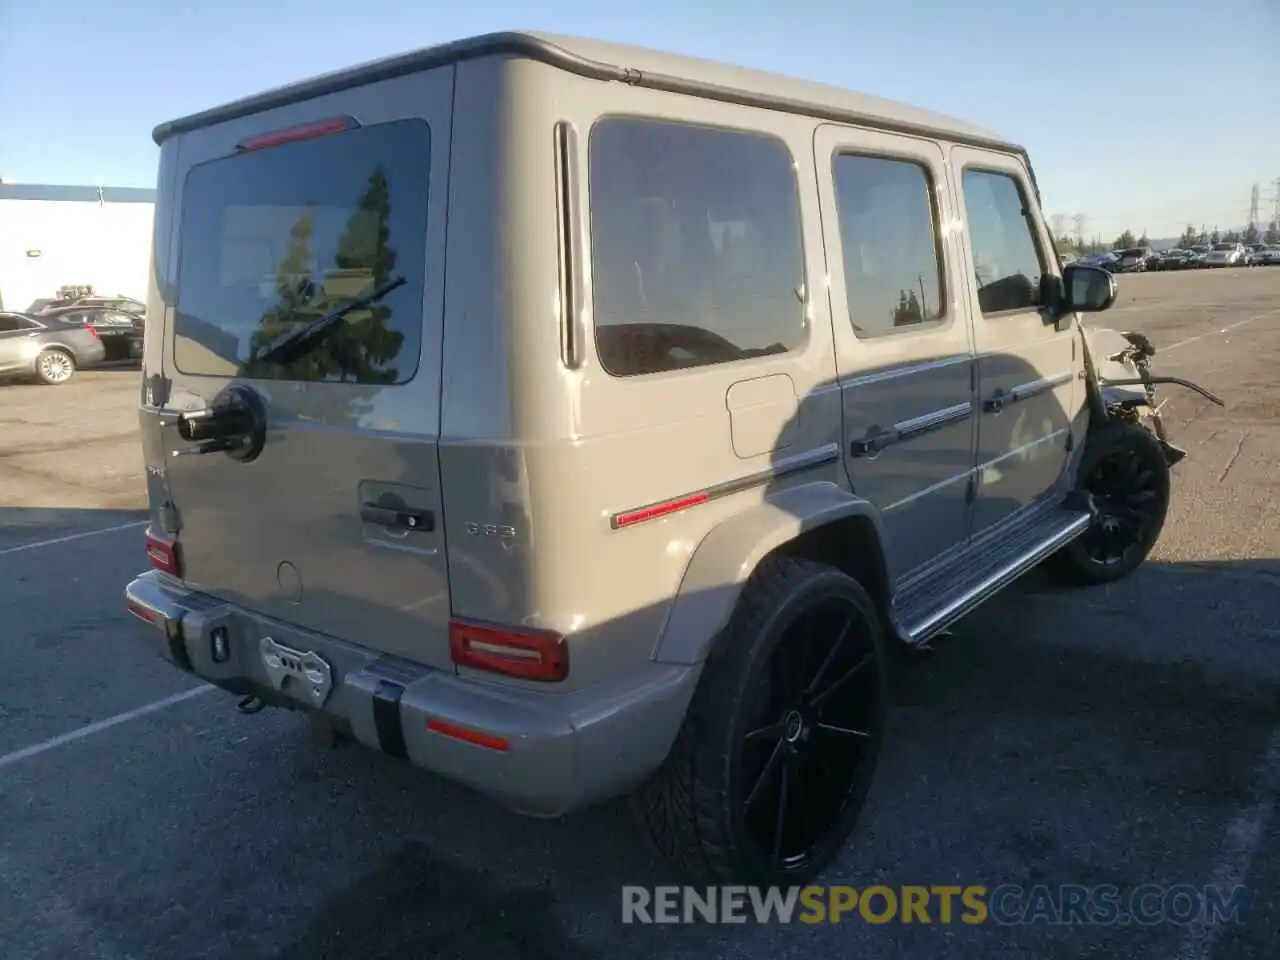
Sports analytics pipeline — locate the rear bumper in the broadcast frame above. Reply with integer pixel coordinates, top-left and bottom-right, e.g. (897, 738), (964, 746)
(124, 571), (700, 817)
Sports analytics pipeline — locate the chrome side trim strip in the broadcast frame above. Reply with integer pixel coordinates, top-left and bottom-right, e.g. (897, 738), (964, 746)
(610, 443), (840, 529)
(895, 401), (973, 440)
(1010, 371), (1074, 402)
(841, 354), (972, 390)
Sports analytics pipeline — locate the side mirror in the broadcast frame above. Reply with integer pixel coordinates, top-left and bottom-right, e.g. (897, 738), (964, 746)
(1061, 263), (1117, 313)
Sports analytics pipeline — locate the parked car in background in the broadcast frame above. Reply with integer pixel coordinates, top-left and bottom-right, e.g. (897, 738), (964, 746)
(39, 305), (144, 361)
(1078, 252), (1118, 272)
(1250, 246), (1280, 266)
(0, 311), (106, 384)
(1153, 248), (1191, 270)
(70, 295), (147, 315)
(1203, 242), (1245, 268)
(1115, 247), (1153, 272)
(1185, 244), (1211, 268)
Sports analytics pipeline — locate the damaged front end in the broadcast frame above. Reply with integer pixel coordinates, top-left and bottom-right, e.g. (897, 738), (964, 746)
(1081, 327), (1225, 466)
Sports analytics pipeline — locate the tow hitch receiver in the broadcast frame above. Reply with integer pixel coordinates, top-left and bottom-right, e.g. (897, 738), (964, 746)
(259, 636), (334, 707)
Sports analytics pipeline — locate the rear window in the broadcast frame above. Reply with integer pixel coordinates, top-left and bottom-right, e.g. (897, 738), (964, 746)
(172, 119), (431, 383)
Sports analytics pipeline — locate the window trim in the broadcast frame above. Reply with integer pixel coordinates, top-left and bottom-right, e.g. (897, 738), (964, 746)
(585, 112), (810, 380)
(169, 116), (433, 385)
(958, 164), (1052, 320)
(828, 148), (951, 341)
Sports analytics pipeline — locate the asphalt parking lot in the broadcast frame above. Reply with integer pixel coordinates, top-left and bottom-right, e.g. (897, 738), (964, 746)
(1, 268), (1277, 960)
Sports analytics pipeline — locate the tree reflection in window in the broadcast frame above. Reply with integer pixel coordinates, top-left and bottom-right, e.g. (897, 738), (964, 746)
(245, 168), (404, 383)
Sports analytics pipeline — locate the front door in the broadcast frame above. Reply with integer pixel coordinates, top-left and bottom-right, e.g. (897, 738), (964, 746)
(948, 148), (1080, 536)
(814, 124), (978, 582)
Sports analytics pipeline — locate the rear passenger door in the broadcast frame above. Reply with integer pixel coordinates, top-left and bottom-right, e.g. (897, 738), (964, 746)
(814, 125), (977, 582)
(948, 149), (1079, 536)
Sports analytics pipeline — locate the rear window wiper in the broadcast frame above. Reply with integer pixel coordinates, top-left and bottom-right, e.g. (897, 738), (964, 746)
(254, 275), (406, 365)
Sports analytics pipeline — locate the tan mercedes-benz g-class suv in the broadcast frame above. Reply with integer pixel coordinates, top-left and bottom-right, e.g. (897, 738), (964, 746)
(125, 30), (1220, 885)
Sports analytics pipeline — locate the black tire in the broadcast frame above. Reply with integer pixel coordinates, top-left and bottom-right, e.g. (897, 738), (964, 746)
(34, 348), (76, 385)
(1051, 420), (1171, 586)
(635, 557), (890, 885)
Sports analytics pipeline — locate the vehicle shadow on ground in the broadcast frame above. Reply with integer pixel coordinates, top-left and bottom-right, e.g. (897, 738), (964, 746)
(3, 524), (1275, 958)
(254, 557), (1278, 960)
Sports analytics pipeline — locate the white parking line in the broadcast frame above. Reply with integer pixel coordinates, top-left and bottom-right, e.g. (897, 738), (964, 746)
(0, 684), (215, 772)
(1161, 308), (1280, 355)
(0, 519), (147, 557)
(1174, 724), (1280, 960)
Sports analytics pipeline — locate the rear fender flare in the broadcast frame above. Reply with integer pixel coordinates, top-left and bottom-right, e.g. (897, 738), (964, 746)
(651, 482), (889, 665)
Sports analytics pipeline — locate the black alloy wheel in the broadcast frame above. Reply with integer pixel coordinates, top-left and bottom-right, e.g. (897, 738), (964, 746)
(1052, 421), (1171, 585)
(738, 590), (884, 870)
(637, 557), (890, 884)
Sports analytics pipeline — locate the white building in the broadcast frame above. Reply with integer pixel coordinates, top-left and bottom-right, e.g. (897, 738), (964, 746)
(0, 182), (156, 313)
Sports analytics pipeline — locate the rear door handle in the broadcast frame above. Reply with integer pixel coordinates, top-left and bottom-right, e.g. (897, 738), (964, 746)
(850, 426), (901, 457)
(360, 503), (435, 532)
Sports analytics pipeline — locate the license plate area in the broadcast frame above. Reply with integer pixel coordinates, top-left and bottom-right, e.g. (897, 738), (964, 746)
(259, 636), (334, 707)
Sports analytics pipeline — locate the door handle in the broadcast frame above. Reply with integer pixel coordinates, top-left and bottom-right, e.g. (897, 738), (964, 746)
(850, 426), (900, 458)
(360, 503), (435, 532)
(983, 390), (1009, 413)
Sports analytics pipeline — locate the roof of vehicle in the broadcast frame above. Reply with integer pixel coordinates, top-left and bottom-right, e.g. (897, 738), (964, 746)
(151, 30), (1022, 161)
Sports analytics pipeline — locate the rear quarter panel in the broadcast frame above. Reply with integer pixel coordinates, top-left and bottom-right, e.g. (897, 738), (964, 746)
(438, 57), (844, 690)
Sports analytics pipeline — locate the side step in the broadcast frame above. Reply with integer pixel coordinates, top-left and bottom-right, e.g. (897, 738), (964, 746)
(894, 505), (1092, 645)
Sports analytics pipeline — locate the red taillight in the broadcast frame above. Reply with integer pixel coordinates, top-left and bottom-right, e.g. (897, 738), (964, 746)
(84, 325), (101, 340)
(145, 528), (182, 577)
(236, 116), (358, 152)
(449, 619), (568, 682)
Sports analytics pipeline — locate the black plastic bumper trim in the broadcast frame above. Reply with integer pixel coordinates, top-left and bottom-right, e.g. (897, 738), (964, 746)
(372, 679), (408, 760)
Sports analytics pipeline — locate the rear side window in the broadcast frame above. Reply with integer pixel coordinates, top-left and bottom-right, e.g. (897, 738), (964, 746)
(588, 117), (806, 377)
(173, 119), (431, 383)
(832, 154), (945, 338)
(960, 168), (1046, 315)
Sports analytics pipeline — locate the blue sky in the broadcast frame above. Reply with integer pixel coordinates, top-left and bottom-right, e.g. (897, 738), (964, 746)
(1, 0), (1276, 242)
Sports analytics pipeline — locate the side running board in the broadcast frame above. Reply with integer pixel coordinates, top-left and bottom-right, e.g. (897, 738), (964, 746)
(894, 506), (1092, 645)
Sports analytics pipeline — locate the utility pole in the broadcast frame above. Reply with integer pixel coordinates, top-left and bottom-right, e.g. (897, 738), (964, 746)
(1273, 178), (1280, 225)
(1249, 184), (1260, 232)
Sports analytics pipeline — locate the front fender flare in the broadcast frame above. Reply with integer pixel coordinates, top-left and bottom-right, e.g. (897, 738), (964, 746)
(651, 481), (888, 665)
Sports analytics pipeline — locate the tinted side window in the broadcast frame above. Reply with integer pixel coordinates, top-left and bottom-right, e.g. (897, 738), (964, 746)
(832, 154), (945, 338)
(961, 169), (1046, 315)
(173, 119), (431, 384)
(0, 316), (24, 332)
(588, 118), (805, 377)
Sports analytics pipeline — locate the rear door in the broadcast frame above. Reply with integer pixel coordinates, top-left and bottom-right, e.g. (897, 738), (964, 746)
(814, 124), (978, 581)
(153, 68), (455, 669)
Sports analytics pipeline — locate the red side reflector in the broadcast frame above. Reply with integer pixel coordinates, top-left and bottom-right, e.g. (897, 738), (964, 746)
(613, 491), (710, 529)
(145, 528), (183, 578)
(236, 116), (357, 152)
(449, 620), (568, 682)
(126, 599), (157, 624)
(426, 718), (510, 752)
